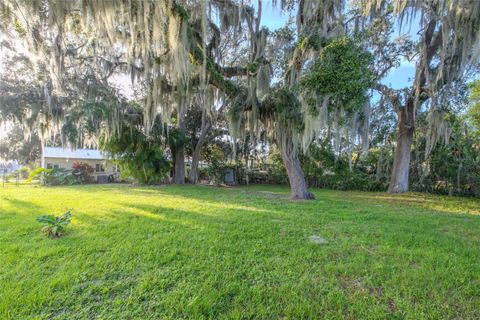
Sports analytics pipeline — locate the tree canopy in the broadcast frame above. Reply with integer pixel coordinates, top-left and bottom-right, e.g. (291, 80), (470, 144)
(0, 0), (479, 197)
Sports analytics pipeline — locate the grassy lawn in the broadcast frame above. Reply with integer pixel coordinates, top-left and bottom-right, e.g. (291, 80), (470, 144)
(1, 184), (479, 319)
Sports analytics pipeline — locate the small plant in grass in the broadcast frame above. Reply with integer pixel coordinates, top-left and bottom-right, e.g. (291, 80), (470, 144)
(36, 211), (72, 238)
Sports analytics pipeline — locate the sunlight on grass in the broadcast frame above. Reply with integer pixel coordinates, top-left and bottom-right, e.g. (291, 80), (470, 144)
(0, 184), (479, 319)
(349, 192), (480, 216)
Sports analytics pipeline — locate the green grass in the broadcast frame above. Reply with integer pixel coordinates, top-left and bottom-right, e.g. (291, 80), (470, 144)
(1, 184), (479, 319)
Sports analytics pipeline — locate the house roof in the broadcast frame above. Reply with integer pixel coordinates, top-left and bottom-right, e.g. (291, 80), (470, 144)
(43, 147), (109, 160)
(0, 160), (21, 172)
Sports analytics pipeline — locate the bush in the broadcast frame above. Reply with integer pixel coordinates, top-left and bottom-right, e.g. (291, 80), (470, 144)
(71, 162), (95, 184)
(18, 166), (31, 179)
(266, 148), (288, 184)
(27, 167), (77, 186)
(206, 156), (227, 185)
(36, 211), (72, 238)
(197, 167), (210, 182)
(101, 115), (172, 184)
(45, 168), (76, 186)
(205, 145), (228, 185)
(27, 168), (48, 184)
(317, 171), (387, 191)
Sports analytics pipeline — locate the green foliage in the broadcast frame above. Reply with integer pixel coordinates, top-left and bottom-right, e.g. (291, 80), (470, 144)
(172, 2), (189, 20)
(206, 158), (227, 185)
(302, 145), (388, 191)
(246, 62), (259, 74)
(190, 44), (240, 97)
(266, 147), (288, 184)
(260, 145), (387, 191)
(316, 170), (386, 191)
(296, 35), (322, 51)
(167, 127), (188, 150)
(468, 80), (480, 139)
(102, 117), (171, 185)
(27, 168), (49, 184)
(17, 166), (31, 179)
(36, 211), (72, 238)
(411, 114), (480, 196)
(45, 168), (77, 186)
(300, 37), (375, 113)
(27, 166), (93, 186)
(0, 126), (41, 164)
(71, 162), (95, 184)
(205, 145), (227, 185)
(261, 86), (303, 132)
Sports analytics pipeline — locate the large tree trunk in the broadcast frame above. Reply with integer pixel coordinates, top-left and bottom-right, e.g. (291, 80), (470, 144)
(188, 145), (201, 184)
(388, 99), (415, 193)
(188, 100), (228, 184)
(188, 125), (210, 184)
(279, 139), (314, 200)
(174, 108), (186, 184)
(174, 147), (185, 184)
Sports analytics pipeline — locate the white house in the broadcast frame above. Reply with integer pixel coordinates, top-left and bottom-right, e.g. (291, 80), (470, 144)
(0, 160), (21, 176)
(41, 147), (117, 183)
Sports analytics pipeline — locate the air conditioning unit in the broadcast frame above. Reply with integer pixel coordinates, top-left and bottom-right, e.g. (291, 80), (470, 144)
(97, 175), (108, 184)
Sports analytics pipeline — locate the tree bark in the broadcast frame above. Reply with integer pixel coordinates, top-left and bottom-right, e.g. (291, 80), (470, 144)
(174, 108), (186, 184)
(188, 123), (211, 184)
(174, 146), (185, 184)
(388, 98), (415, 193)
(188, 146), (201, 183)
(279, 139), (314, 200)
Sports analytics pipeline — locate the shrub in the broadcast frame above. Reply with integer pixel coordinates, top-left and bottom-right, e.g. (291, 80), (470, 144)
(318, 171), (387, 191)
(45, 168), (76, 186)
(71, 162), (95, 184)
(18, 166), (31, 179)
(27, 167), (49, 184)
(197, 167), (210, 182)
(36, 211), (72, 238)
(266, 148), (288, 184)
(101, 116), (172, 184)
(27, 167), (76, 186)
(206, 156), (227, 185)
(205, 145), (228, 185)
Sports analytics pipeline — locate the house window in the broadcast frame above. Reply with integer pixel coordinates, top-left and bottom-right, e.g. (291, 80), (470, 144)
(47, 163), (59, 169)
(95, 164), (105, 173)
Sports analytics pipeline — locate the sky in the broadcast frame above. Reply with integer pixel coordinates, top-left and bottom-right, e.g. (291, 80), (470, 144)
(259, 4), (416, 89)
(0, 2), (416, 140)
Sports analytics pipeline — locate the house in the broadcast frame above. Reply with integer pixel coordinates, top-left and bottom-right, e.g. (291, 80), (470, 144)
(41, 147), (117, 183)
(0, 160), (21, 176)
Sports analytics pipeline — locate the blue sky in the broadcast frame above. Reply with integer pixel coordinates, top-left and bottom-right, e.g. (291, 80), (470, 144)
(260, 5), (415, 90)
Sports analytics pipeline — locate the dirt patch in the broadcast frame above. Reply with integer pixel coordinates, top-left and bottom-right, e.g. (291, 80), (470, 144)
(309, 235), (328, 245)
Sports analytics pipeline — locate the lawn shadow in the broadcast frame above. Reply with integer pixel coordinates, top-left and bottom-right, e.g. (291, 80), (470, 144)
(3, 198), (44, 213)
(121, 201), (267, 229)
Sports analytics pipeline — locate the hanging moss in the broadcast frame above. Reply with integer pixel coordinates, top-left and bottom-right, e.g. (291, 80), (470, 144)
(172, 2), (189, 21)
(262, 87), (304, 133)
(296, 35), (323, 51)
(13, 18), (26, 36)
(190, 44), (240, 97)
